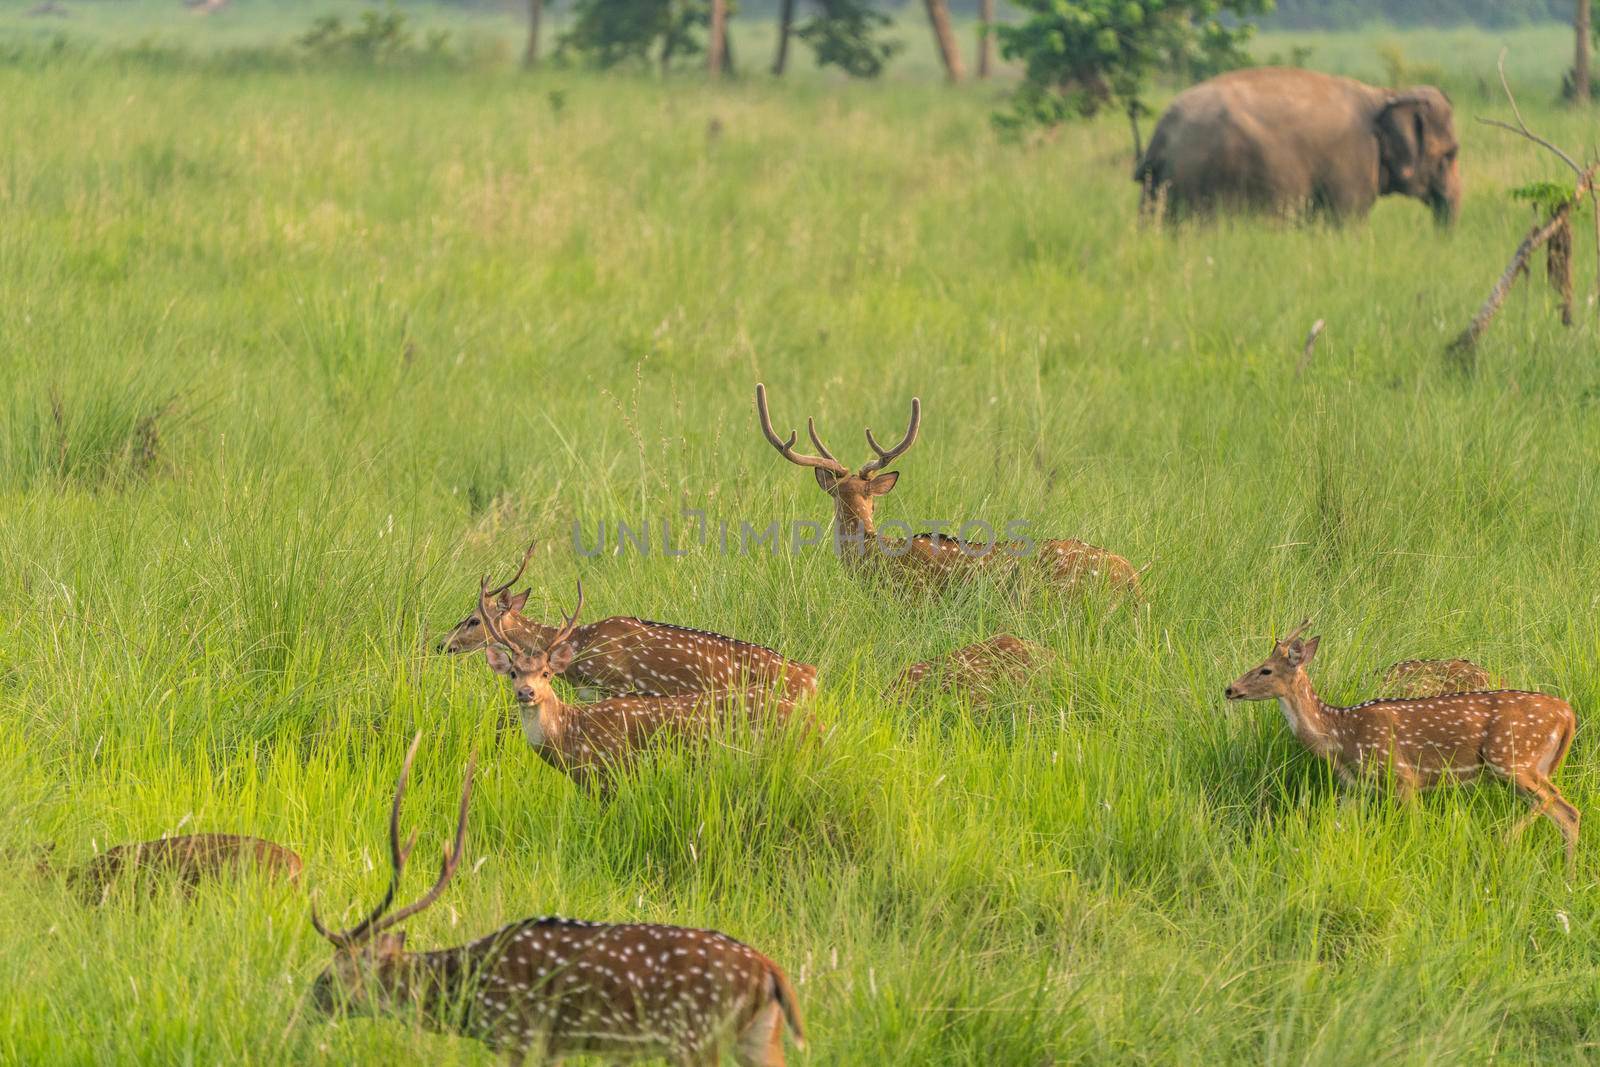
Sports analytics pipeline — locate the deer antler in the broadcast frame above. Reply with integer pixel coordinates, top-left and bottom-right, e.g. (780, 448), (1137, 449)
(479, 576), (523, 651)
(755, 384), (848, 475)
(1279, 619), (1313, 646)
(311, 732), (425, 948)
(860, 397), (921, 475)
(368, 748), (476, 936)
(486, 541), (536, 599)
(546, 579), (584, 651)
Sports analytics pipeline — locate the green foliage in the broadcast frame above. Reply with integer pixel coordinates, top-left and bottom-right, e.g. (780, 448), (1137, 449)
(995, 0), (1272, 135)
(556, 0), (712, 70)
(1268, 0), (1567, 30)
(297, 5), (452, 64)
(1510, 180), (1586, 213)
(796, 0), (902, 79)
(2, 24), (1600, 1067)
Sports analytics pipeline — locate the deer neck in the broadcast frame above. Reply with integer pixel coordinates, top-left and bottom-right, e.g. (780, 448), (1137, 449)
(1277, 672), (1341, 760)
(831, 496), (877, 557)
(520, 691), (569, 757)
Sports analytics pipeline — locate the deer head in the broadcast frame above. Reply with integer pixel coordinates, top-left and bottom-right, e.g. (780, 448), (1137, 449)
(436, 542), (535, 654)
(1224, 620), (1319, 701)
(310, 733), (475, 1017)
(480, 576), (581, 707)
(755, 383), (919, 538)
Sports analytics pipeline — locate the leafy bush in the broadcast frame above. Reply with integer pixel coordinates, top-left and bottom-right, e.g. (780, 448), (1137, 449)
(995, 0), (1271, 136)
(557, 0), (712, 71)
(796, 0), (902, 79)
(298, 6), (452, 65)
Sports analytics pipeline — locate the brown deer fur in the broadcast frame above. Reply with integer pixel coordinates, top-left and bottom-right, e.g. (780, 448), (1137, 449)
(478, 580), (808, 791)
(1225, 621), (1579, 875)
(440, 544), (818, 701)
(66, 833), (302, 903)
(755, 384), (1139, 597)
(311, 734), (806, 1065)
(1377, 658), (1497, 699)
(890, 634), (1054, 706)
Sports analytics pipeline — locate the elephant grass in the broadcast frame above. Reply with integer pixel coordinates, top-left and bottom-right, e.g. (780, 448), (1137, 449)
(1, 19), (1598, 1067)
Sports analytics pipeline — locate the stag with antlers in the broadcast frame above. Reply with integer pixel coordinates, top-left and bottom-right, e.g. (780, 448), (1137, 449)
(1225, 621), (1580, 876)
(440, 542), (817, 701)
(755, 383), (1140, 596)
(477, 580), (810, 791)
(310, 733), (807, 1065)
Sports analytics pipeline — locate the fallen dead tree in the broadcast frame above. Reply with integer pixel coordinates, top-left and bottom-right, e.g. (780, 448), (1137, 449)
(1447, 53), (1599, 361)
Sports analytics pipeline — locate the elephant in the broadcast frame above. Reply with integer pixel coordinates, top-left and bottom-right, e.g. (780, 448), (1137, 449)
(1135, 67), (1461, 225)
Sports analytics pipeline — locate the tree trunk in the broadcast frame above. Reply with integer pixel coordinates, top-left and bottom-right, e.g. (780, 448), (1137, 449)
(522, 0), (542, 68)
(923, 0), (964, 82)
(772, 0), (795, 76)
(708, 0), (728, 77)
(976, 0), (994, 79)
(1578, 0), (1592, 104)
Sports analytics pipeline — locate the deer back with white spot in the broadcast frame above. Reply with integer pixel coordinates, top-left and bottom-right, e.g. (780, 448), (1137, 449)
(755, 383), (1139, 600)
(891, 634), (1054, 707)
(1377, 658), (1498, 699)
(310, 735), (804, 1066)
(1224, 621), (1580, 875)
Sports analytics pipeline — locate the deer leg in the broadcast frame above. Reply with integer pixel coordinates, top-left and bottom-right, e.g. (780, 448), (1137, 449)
(1509, 775), (1581, 877)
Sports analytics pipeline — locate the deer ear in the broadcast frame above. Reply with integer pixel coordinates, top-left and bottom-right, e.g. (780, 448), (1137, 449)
(504, 589), (530, 613)
(485, 646), (513, 675)
(548, 642), (575, 673)
(867, 471), (899, 495)
(378, 932), (406, 957)
(1298, 636), (1321, 666)
(814, 468), (840, 491)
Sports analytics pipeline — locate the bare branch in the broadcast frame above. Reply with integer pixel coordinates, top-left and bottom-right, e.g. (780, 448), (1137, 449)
(1478, 50), (1585, 179)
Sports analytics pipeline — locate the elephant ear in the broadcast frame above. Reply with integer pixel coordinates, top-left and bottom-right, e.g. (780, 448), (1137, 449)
(1375, 94), (1429, 195)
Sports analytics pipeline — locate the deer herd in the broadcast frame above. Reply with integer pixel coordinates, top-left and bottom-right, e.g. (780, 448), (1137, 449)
(38, 384), (1586, 1062)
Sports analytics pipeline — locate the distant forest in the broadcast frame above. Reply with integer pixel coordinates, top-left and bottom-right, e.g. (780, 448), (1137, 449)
(1263, 0), (1573, 29)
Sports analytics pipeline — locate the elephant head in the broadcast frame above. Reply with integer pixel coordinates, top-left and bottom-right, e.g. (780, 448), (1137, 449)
(1375, 87), (1461, 225)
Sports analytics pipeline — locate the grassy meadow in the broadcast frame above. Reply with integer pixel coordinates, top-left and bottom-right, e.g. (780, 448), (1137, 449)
(1, 6), (1599, 1064)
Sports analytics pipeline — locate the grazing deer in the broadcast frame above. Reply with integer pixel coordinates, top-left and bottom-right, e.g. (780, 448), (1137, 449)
(1225, 621), (1579, 876)
(64, 833), (302, 904)
(755, 384), (1140, 596)
(478, 580), (808, 791)
(311, 734), (806, 1066)
(1378, 658), (1497, 699)
(890, 634), (1055, 707)
(440, 543), (818, 701)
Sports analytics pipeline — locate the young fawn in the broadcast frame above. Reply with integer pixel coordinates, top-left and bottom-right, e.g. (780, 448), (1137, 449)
(1225, 621), (1579, 875)
(1377, 658), (1497, 699)
(755, 383), (1140, 596)
(311, 734), (806, 1066)
(890, 634), (1055, 708)
(478, 580), (807, 791)
(440, 542), (818, 701)
(61, 834), (302, 904)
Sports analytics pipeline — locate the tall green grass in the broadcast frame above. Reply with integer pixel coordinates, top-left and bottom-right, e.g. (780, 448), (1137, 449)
(0, 13), (1597, 1065)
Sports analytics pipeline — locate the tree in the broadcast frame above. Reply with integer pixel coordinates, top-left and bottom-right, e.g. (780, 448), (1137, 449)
(558, 0), (709, 71)
(924, 0), (965, 82)
(708, 0), (728, 74)
(995, 0), (1270, 142)
(774, 0), (901, 79)
(1576, 0), (1592, 104)
(976, 0), (995, 78)
(523, 0), (542, 67)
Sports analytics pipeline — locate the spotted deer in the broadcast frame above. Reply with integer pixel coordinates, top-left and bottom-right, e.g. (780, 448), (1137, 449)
(440, 543), (817, 701)
(1378, 658), (1498, 699)
(755, 383), (1140, 596)
(311, 734), (806, 1066)
(1225, 621), (1579, 876)
(64, 833), (302, 904)
(478, 580), (809, 791)
(890, 634), (1055, 707)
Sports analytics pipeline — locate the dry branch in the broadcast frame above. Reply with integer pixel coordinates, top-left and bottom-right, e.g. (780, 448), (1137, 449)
(1447, 203), (1583, 357)
(1296, 319), (1325, 376)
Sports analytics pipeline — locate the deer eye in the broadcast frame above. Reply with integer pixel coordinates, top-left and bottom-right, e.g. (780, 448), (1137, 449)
(1259, 668), (1272, 676)
(465, 618), (479, 628)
